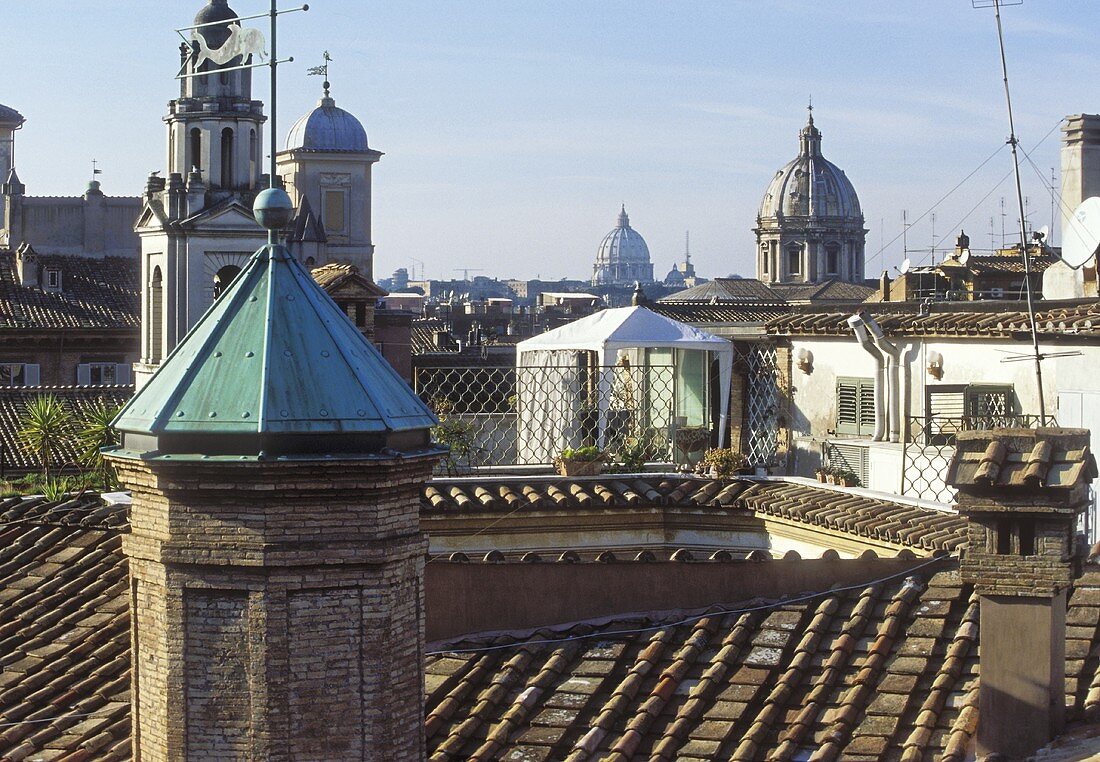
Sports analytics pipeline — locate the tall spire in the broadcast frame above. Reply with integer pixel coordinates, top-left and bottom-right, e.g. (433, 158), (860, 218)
(618, 204), (629, 228)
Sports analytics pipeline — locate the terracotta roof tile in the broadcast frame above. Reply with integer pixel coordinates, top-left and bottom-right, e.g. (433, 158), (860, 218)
(0, 386), (133, 474)
(426, 564), (1100, 759)
(0, 252), (138, 330)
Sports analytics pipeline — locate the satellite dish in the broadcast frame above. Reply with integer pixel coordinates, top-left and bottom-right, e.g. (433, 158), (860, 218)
(1037, 224), (1050, 246)
(899, 257), (911, 274)
(959, 249), (970, 265)
(1061, 197), (1100, 269)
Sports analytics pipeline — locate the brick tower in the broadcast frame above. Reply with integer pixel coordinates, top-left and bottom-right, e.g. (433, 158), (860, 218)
(107, 187), (440, 760)
(948, 428), (1096, 759)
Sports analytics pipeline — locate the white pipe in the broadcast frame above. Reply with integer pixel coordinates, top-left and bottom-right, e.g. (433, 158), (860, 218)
(845, 315), (887, 442)
(862, 312), (903, 443)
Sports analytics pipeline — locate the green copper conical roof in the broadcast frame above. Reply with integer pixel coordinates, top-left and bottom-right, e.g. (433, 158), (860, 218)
(114, 242), (437, 457)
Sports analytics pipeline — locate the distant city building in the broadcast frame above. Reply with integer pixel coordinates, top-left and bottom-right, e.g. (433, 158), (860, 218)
(663, 232), (704, 288)
(0, 104), (140, 259)
(755, 108), (867, 285)
(592, 206), (654, 286)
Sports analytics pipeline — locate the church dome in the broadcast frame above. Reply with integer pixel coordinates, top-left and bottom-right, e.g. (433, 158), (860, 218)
(193, 0), (238, 48)
(597, 206), (651, 265)
(286, 91), (369, 153)
(592, 206), (654, 286)
(759, 112), (861, 220)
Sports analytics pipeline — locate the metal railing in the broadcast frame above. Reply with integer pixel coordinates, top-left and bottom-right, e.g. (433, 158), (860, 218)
(902, 414), (1051, 503)
(415, 364), (690, 473)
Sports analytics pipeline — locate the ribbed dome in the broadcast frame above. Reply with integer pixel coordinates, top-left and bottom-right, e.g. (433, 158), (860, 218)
(285, 94), (369, 153)
(193, 0), (238, 48)
(759, 113), (861, 220)
(596, 206), (651, 266)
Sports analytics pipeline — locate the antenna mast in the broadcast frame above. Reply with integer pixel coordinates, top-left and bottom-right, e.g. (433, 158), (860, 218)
(974, 0), (1046, 424)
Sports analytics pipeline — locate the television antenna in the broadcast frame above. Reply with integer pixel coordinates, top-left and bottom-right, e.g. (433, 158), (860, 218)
(1060, 197), (1100, 270)
(972, 0), (1047, 424)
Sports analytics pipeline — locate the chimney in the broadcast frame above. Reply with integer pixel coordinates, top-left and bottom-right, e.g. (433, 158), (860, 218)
(15, 241), (38, 287)
(948, 427), (1097, 759)
(186, 167), (206, 217)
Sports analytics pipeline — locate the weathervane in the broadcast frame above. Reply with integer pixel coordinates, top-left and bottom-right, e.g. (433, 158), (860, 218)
(175, 1), (310, 243)
(307, 50), (332, 97)
(91, 159), (102, 184)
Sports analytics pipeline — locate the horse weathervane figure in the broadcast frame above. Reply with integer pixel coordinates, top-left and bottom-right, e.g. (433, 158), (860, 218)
(176, 1), (310, 242)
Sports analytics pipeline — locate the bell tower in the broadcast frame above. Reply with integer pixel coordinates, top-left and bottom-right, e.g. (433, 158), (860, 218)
(167, 0), (266, 194)
(134, 0), (270, 389)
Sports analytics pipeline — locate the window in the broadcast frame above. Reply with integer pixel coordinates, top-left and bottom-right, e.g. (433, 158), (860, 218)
(836, 376), (876, 437)
(249, 129), (258, 182)
(0, 363), (26, 387)
(77, 362), (130, 386)
(44, 268), (61, 292)
(323, 189), (347, 234)
(675, 349), (708, 428)
(213, 265), (241, 299)
(189, 128), (202, 173)
(826, 243), (840, 275)
(762, 245), (770, 274)
(220, 128), (234, 188)
(786, 244), (802, 276)
(926, 383), (1014, 444)
(151, 266), (163, 363)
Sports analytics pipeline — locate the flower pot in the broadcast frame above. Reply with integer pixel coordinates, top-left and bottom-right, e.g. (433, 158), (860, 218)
(841, 477), (857, 487)
(556, 458), (604, 477)
(815, 471), (827, 483)
(826, 474), (837, 485)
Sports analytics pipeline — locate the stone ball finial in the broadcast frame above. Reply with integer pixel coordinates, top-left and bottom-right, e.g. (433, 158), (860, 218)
(253, 187), (294, 230)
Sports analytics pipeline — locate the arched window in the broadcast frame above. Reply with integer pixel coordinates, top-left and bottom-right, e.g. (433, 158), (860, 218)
(249, 129), (258, 183)
(761, 243), (770, 275)
(786, 243), (802, 276)
(150, 266), (164, 363)
(214, 265), (241, 299)
(189, 128), (202, 173)
(825, 243), (840, 275)
(220, 128), (234, 188)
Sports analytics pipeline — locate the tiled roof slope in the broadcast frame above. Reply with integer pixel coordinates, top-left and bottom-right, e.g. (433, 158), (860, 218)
(424, 477), (967, 553)
(0, 496), (130, 761)
(767, 280), (877, 303)
(423, 477), (752, 514)
(0, 252), (139, 330)
(647, 302), (790, 325)
(426, 563), (1100, 761)
(413, 318), (460, 354)
(767, 299), (1100, 338)
(659, 278), (782, 303)
(0, 386), (133, 473)
(739, 481), (968, 553)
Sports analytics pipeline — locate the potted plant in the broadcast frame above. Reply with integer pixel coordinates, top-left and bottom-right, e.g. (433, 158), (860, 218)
(555, 445), (606, 477)
(694, 447), (749, 479)
(839, 469), (861, 488)
(815, 467), (828, 483)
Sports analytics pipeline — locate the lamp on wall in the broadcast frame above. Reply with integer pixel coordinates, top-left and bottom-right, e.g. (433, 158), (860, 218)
(927, 350), (944, 380)
(795, 347), (813, 374)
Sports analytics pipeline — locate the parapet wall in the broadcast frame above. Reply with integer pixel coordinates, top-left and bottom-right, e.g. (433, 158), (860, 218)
(426, 552), (949, 643)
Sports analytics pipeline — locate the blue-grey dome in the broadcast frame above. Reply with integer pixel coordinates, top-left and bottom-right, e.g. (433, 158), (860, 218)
(285, 96), (369, 153)
(591, 206), (654, 285)
(193, 0), (238, 48)
(759, 113), (861, 220)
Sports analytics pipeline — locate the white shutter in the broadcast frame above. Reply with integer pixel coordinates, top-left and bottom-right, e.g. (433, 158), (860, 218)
(115, 363), (132, 386)
(76, 363), (91, 386)
(24, 364), (40, 387)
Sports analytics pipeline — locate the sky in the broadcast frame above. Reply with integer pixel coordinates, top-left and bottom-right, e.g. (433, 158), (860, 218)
(2, 1), (1099, 282)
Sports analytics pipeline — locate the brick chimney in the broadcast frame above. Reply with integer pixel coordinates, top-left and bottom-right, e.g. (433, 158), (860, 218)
(948, 427), (1097, 759)
(107, 187), (441, 760)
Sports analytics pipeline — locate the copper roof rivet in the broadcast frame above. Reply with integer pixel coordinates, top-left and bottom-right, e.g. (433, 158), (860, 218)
(284, 350), (291, 357)
(176, 411), (185, 417)
(320, 409), (329, 417)
(321, 350), (330, 357)
(209, 412), (217, 418)
(242, 412), (251, 418)
(281, 410), (289, 417)
(249, 296), (257, 302)
(214, 351), (222, 357)
(245, 351), (254, 358)
(357, 409), (366, 416)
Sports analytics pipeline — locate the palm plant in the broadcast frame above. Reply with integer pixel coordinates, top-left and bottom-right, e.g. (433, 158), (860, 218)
(18, 394), (74, 481)
(77, 399), (122, 489)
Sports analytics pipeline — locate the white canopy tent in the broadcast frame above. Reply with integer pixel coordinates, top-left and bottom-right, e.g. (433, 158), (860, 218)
(515, 306), (734, 459)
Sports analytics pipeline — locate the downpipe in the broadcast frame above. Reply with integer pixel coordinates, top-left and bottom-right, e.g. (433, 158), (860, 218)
(845, 313), (887, 442)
